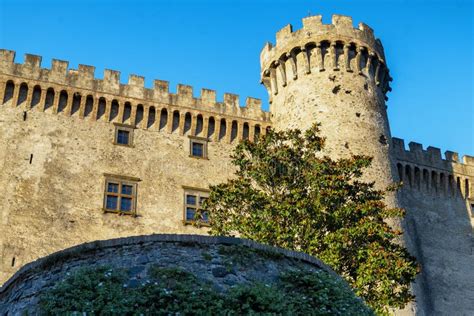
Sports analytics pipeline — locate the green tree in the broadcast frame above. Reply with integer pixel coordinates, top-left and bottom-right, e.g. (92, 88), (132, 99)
(199, 124), (418, 315)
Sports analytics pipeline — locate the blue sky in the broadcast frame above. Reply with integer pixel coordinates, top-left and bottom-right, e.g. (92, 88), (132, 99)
(1, 0), (472, 157)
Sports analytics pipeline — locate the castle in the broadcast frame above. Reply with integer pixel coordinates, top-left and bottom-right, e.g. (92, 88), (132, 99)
(0, 15), (472, 315)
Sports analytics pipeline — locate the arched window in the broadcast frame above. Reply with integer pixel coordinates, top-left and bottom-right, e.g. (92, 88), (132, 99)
(147, 106), (156, 128)
(457, 177), (462, 194)
(172, 110), (180, 132)
(123, 102), (132, 124)
(219, 118), (226, 141)
(254, 125), (261, 141)
(17, 83), (28, 106)
(71, 93), (81, 115)
(243, 122), (249, 140)
(405, 165), (412, 187)
(84, 95), (94, 117)
(57, 90), (68, 113)
(2, 80), (14, 104)
(184, 112), (192, 135)
(230, 120), (238, 142)
(195, 114), (203, 136)
(159, 108), (168, 130)
(31, 85), (41, 108)
(397, 163), (403, 182)
(207, 117), (215, 138)
(465, 179), (470, 198)
(44, 88), (55, 111)
(109, 99), (119, 122)
(135, 104), (144, 126)
(97, 97), (106, 120)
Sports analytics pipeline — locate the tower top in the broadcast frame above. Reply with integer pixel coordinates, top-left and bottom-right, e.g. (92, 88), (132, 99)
(260, 14), (385, 72)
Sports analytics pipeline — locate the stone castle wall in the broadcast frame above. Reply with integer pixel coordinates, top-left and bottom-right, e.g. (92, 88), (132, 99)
(392, 139), (474, 315)
(0, 14), (473, 316)
(0, 234), (341, 314)
(259, 15), (395, 193)
(0, 51), (271, 284)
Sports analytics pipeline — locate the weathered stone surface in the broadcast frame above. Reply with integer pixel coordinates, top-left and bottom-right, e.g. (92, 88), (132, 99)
(0, 234), (339, 315)
(0, 13), (473, 316)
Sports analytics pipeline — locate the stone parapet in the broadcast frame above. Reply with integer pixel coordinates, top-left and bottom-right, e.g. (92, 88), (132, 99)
(0, 49), (270, 123)
(260, 15), (391, 102)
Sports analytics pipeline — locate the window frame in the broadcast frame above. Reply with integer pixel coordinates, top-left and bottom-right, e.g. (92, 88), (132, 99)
(188, 135), (208, 159)
(114, 123), (134, 147)
(182, 186), (210, 226)
(103, 174), (140, 216)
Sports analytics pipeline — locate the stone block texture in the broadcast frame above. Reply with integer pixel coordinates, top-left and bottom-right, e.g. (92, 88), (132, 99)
(0, 14), (473, 316)
(0, 234), (341, 314)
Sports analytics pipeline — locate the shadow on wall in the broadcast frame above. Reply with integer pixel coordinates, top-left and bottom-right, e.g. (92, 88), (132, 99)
(392, 138), (474, 315)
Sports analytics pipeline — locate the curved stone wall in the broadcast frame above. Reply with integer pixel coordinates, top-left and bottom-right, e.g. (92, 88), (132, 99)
(0, 234), (345, 314)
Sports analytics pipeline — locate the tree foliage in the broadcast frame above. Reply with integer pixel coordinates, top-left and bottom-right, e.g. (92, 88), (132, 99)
(200, 124), (418, 314)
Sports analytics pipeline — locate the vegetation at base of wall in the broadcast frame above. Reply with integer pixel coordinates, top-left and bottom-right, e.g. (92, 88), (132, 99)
(38, 265), (373, 315)
(198, 124), (419, 315)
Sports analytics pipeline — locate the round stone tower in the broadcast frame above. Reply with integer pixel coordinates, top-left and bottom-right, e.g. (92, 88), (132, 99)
(260, 14), (397, 191)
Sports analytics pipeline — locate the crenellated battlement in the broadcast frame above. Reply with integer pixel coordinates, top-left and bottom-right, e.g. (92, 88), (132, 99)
(259, 15), (391, 101)
(392, 137), (473, 199)
(392, 137), (474, 169)
(0, 49), (270, 123)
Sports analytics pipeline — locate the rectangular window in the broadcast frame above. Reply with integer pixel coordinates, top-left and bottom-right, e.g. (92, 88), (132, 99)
(189, 136), (208, 159)
(183, 187), (209, 225)
(104, 176), (139, 215)
(114, 123), (134, 147)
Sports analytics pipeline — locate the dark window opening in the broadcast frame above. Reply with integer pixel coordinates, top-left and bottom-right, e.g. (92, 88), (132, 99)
(159, 108), (168, 130)
(84, 95), (94, 117)
(3, 81), (14, 104)
(114, 125), (133, 147)
(208, 117), (215, 138)
(58, 90), (68, 113)
(135, 104), (144, 126)
(71, 93), (81, 115)
(17, 83), (28, 106)
(44, 88), (55, 111)
(31, 85), (41, 108)
(109, 99), (119, 122)
(147, 106), (156, 128)
(97, 97), (106, 120)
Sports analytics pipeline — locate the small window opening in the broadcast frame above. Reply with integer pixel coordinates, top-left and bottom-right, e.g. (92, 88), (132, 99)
(189, 136), (208, 159)
(183, 188), (209, 225)
(114, 124), (134, 147)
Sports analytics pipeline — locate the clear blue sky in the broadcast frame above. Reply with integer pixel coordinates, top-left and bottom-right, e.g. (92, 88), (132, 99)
(1, 0), (472, 157)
